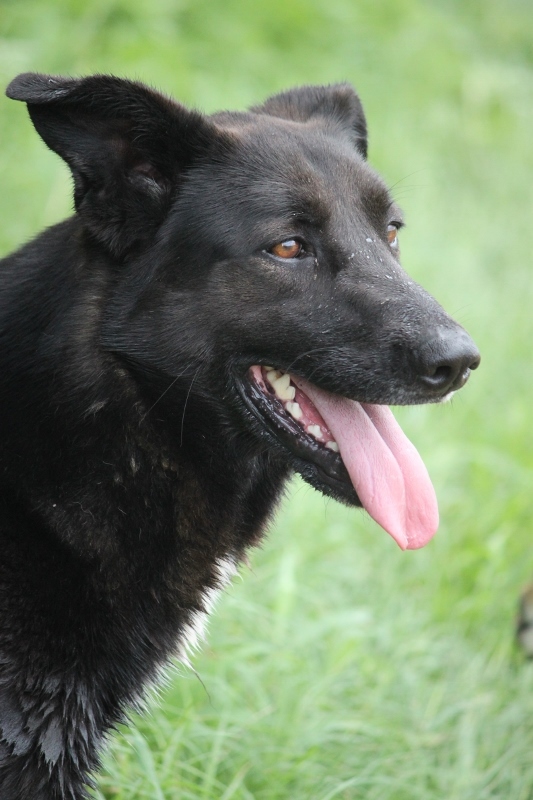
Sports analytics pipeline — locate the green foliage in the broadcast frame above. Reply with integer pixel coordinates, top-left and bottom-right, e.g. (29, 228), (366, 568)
(1, 0), (533, 797)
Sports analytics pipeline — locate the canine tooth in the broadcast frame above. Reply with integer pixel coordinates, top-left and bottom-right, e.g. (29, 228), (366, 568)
(326, 441), (339, 452)
(286, 401), (303, 420)
(307, 424), (323, 440)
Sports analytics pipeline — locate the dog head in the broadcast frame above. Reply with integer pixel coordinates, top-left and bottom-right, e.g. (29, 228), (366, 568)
(7, 74), (480, 549)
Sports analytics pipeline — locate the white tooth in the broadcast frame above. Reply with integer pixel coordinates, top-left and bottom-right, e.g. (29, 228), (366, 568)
(307, 424), (323, 440)
(326, 441), (339, 452)
(264, 366), (274, 371)
(273, 373), (295, 400)
(266, 369), (282, 384)
(274, 373), (290, 391)
(278, 385), (295, 401)
(286, 401), (303, 420)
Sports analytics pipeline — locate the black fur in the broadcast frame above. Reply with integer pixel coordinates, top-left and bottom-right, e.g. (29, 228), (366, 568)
(0, 74), (479, 798)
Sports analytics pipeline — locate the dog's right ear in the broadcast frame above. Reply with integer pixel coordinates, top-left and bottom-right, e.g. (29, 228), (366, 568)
(252, 83), (368, 159)
(6, 73), (218, 259)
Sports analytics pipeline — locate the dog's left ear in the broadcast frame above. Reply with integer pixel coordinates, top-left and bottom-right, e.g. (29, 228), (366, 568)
(6, 73), (219, 259)
(252, 83), (367, 159)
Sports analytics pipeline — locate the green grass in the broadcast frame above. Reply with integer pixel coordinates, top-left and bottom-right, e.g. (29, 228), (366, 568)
(1, 0), (533, 797)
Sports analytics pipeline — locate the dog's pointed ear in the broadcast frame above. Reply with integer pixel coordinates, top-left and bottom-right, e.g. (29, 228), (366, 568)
(252, 83), (367, 159)
(6, 73), (218, 258)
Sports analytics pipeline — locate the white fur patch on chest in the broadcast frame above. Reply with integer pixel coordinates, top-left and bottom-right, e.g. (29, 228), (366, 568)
(176, 556), (238, 666)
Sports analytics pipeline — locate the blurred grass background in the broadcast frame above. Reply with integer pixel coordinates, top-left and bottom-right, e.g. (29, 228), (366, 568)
(1, 0), (533, 797)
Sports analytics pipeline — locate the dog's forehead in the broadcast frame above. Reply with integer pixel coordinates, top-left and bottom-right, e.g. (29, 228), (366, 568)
(205, 117), (392, 226)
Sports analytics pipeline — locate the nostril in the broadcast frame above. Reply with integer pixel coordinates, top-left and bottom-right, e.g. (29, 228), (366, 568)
(422, 364), (453, 389)
(469, 354), (481, 371)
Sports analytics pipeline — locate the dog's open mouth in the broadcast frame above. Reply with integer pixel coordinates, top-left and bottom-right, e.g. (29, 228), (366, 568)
(243, 365), (439, 550)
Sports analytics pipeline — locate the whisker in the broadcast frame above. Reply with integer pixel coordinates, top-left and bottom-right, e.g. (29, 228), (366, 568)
(285, 347), (331, 372)
(387, 167), (429, 195)
(139, 351), (209, 424)
(140, 374), (181, 423)
(180, 364), (203, 447)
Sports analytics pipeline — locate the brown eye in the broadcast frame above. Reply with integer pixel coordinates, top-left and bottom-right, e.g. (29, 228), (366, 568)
(270, 239), (303, 259)
(387, 224), (399, 248)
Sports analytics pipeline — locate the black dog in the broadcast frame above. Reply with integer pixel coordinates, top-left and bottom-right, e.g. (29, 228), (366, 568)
(0, 73), (479, 799)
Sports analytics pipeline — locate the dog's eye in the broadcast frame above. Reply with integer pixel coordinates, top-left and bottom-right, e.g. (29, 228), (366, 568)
(269, 239), (303, 259)
(387, 224), (399, 249)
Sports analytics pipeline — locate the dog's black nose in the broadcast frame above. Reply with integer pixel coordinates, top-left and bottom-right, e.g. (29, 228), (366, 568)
(417, 327), (480, 395)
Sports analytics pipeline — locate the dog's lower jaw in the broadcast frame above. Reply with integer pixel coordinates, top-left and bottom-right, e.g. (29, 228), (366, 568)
(237, 368), (359, 505)
(291, 457), (361, 506)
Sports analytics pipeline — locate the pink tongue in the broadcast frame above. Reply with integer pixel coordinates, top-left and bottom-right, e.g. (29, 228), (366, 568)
(292, 377), (439, 550)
